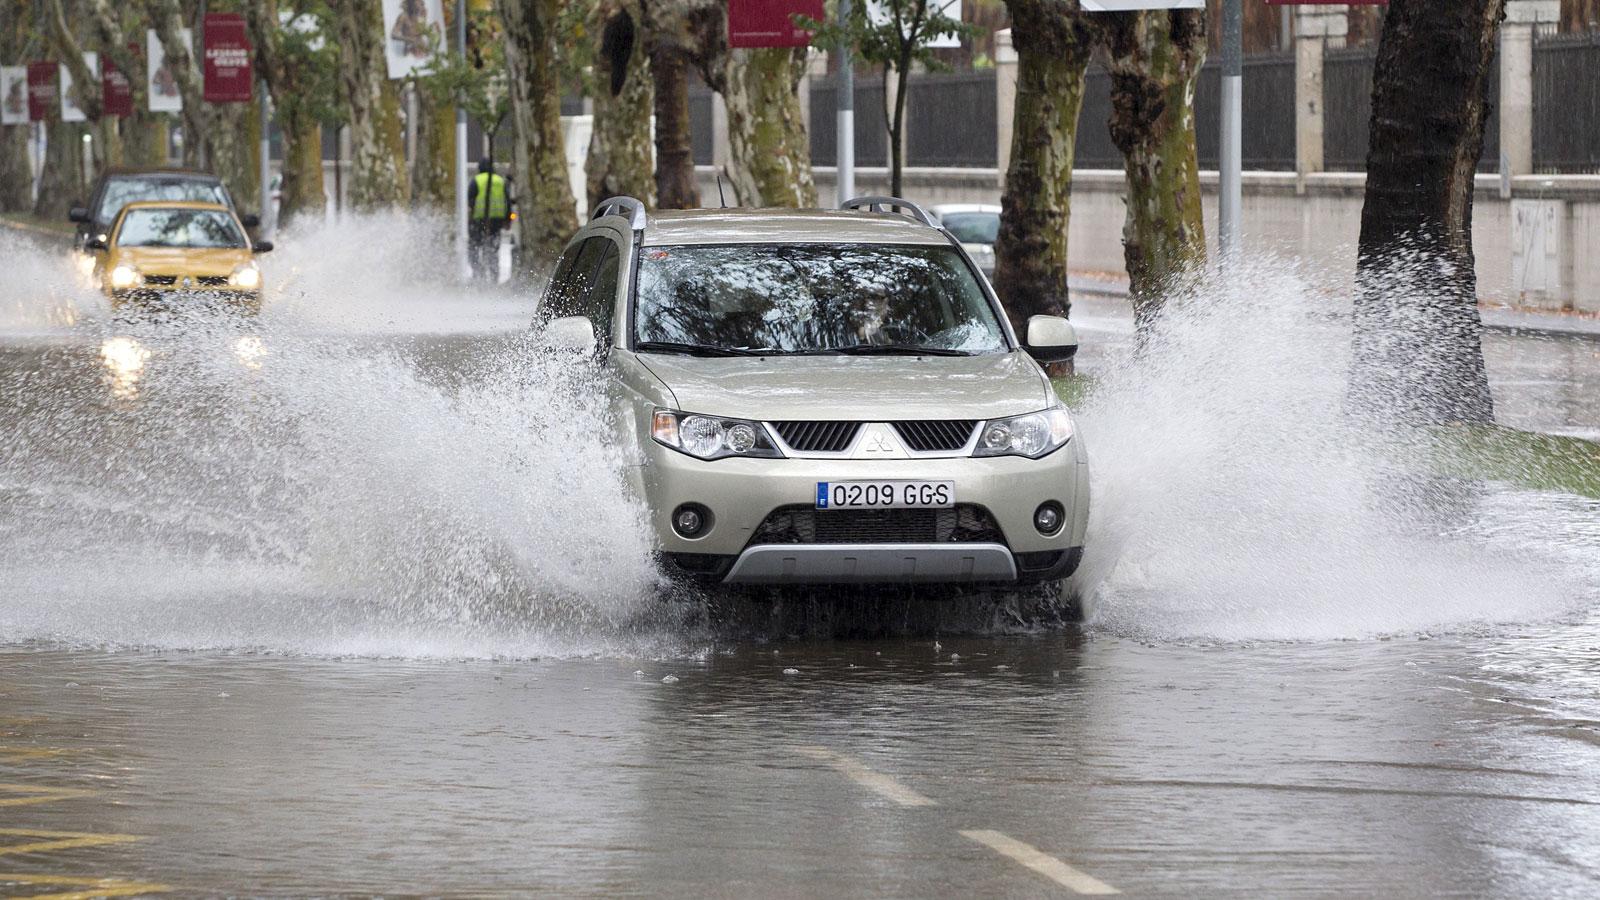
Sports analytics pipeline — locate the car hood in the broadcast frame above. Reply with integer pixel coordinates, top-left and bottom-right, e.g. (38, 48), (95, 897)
(633, 351), (1054, 421)
(112, 247), (252, 276)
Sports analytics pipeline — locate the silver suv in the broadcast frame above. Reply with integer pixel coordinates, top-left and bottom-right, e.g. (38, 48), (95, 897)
(537, 197), (1088, 593)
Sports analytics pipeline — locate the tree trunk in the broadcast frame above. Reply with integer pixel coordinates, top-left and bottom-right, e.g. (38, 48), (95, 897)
(714, 47), (816, 207)
(495, 0), (578, 271)
(650, 40), (698, 208)
(123, 112), (170, 166)
(0, 126), (33, 213)
(34, 121), (87, 219)
(1350, 0), (1502, 426)
(336, 0), (410, 211)
(587, 0), (657, 212)
(1098, 10), (1208, 336)
(994, 0), (1094, 341)
(410, 89), (455, 210)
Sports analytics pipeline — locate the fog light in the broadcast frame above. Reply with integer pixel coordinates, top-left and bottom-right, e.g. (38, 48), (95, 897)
(1033, 501), (1064, 536)
(672, 503), (711, 538)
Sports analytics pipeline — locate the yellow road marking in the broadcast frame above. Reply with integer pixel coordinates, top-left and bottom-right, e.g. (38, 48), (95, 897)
(961, 829), (1119, 895)
(0, 873), (169, 898)
(0, 785), (93, 808)
(795, 746), (938, 807)
(0, 829), (141, 857)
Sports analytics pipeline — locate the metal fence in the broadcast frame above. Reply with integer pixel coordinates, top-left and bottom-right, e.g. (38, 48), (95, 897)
(906, 71), (998, 167)
(682, 38), (1597, 175)
(809, 79), (889, 168)
(1534, 32), (1600, 173)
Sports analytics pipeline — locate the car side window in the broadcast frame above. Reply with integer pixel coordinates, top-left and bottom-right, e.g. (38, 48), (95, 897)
(584, 242), (621, 345)
(543, 237), (604, 320)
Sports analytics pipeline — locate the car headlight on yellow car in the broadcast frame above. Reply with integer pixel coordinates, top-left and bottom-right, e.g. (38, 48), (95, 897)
(229, 263), (262, 290)
(109, 264), (142, 290)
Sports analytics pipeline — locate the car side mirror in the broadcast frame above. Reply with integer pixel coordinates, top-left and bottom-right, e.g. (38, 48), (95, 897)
(84, 236), (108, 251)
(68, 206), (89, 223)
(252, 240), (274, 253)
(240, 213), (261, 228)
(1025, 315), (1078, 363)
(545, 316), (598, 354)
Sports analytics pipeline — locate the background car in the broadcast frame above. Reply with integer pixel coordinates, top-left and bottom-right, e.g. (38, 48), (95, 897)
(930, 203), (1001, 278)
(89, 201), (271, 314)
(69, 168), (259, 254)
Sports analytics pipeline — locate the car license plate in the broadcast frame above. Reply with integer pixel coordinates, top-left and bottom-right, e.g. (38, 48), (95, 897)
(816, 481), (954, 510)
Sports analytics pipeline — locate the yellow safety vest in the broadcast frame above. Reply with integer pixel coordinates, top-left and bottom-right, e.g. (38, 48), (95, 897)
(472, 172), (508, 220)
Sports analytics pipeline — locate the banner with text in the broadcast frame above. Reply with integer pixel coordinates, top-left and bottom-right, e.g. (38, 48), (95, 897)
(382, 0), (446, 79)
(103, 56), (133, 118)
(27, 61), (56, 121)
(0, 67), (26, 125)
(728, 0), (825, 48)
(1081, 0), (1203, 10)
(147, 28), (191, 112)
(203, 13), (253, 102)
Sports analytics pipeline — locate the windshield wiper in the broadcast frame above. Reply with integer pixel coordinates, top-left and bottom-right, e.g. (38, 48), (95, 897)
(635, 340), (760, 358)
(825, 344), (974, 357)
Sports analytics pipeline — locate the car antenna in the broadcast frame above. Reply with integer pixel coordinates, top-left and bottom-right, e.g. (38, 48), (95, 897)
(715, 169), (729, 208)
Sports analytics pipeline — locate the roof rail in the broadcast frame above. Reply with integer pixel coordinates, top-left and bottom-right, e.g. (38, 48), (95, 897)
(592, 196), (647, 231)
(841, 196), (938, 228)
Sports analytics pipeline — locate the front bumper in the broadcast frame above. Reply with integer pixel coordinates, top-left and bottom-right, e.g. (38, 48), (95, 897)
(641, 436), (1089, 585)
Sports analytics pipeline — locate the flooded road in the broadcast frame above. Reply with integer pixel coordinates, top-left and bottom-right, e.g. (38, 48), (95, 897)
(3, 226), (1599, 895)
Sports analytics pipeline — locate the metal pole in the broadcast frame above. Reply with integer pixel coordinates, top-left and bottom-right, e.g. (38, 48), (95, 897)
(1219, 0), (1243, 263)
(835, 0), (855, 206)
(259, 81), (272, 237)
(455, 0), (469, 280)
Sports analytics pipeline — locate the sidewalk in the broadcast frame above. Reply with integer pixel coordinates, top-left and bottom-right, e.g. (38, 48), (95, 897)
(1068, 271), (1600, 341)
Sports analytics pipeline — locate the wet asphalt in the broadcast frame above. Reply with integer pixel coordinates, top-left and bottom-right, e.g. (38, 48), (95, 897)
(2, 228), (1599, 896)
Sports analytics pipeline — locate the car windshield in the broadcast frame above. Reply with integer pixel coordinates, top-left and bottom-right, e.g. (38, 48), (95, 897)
(96, 177), (229, 226)
(115, 209), (246, 249)
(940, 212), (999, 245)
(634, 244), (1007, 355)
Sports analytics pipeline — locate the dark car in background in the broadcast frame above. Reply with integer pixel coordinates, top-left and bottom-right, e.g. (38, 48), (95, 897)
(69, 168), (259, 253)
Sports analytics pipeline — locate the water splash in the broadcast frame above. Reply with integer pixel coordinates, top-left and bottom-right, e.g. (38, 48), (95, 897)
(1075, 257), (1600, 641)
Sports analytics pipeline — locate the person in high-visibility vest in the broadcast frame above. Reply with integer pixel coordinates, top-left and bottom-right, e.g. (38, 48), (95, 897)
(467, 157), (515, 282)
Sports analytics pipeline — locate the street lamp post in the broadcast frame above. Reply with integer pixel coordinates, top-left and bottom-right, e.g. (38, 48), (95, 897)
(1219, 0), (1243, 263)
(835, 0), (855, 206)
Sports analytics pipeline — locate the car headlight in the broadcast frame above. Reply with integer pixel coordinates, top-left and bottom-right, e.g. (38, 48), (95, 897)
(109, 264), (141, 290)
(651, 409), (784, 460)
(972, 407), (1074, 459)
(229, 263), (261, 289)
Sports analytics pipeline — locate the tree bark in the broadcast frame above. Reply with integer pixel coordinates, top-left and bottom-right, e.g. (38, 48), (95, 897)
(649, 37), (698, 208)
(411, 89), (455, 210)
(1350, 0), (1502, 426)
(0, 125), (33, 213)
(335, 0), (410, 211)
(495, 0), (578, 271)
(246, 0), (330, 224)
(34, 121), (87, 219)
(587, 0), (657, 212)
(707, 47), (817, 207)
(995, 0), (1093, 341)
(1098, 10), (1208, 336)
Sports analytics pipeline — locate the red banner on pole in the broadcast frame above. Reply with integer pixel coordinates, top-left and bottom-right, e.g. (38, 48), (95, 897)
(103, 57), (133, 118)
(203, 12), (253, 103)
(728, 0), (825, 48)
(26, 61), (56, 121)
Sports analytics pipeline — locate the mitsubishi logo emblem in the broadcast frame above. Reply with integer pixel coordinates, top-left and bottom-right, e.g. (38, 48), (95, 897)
(850, 423), (908, 459)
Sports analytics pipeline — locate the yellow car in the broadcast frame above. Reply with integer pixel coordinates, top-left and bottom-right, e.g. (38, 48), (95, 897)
(88, 200), (271, 313)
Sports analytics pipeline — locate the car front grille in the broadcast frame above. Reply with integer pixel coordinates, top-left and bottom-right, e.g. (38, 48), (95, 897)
(197, 276), (229, 286)
(770, 421), (862, 453)
(750, 504), (1006, 547)
(143, 275), (178, 286)
(891, 420), (978, 452)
